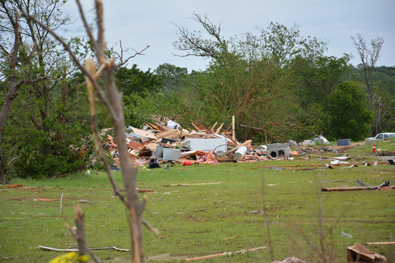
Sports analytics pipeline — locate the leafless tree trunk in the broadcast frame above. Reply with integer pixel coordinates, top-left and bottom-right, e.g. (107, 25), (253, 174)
(351, 34), (387, 135)
(23, 1), (155, 262)
(0, 14), (21, 183)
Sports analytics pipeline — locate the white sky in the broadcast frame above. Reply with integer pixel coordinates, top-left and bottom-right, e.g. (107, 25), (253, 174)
(59, 0), (395, 72)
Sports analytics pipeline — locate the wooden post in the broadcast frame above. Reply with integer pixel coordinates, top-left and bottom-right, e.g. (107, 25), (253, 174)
(75, 205), (87, 262)
(232, 116), (235, 141)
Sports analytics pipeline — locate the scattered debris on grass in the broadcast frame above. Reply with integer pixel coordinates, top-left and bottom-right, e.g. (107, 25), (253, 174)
(366, 242), (395, 245)
(347, 242), (387, 263)
(182, 246), (266, 262)
(0, 184), (23, 189)
(322, 179), (393, 192)
(39, 245), (129, 252)
(272, 257), (306, 263)
(70, 121), (395, 172)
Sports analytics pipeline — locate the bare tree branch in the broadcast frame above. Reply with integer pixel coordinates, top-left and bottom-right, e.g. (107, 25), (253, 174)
(114, 40), (150, 70)
(20, 12), (118, 119)
(75, 0), (97, 51)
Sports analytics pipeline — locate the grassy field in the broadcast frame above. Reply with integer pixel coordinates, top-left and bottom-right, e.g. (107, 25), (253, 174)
(0, 141), (394, 262)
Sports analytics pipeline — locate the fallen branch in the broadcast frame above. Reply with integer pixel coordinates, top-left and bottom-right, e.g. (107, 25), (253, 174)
(366, 242), (395, 245)
(182, 246), (266, 262)
(39, 245), (130, 252)
(322, 186), (395, 192)
(170, 182), (222, 186)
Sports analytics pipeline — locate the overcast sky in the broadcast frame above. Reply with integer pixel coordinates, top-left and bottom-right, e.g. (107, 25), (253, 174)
(60, 0), (395, 72)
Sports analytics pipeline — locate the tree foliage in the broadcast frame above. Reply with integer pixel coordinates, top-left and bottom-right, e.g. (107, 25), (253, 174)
(172, 14), (330, 141)
(0, 0), (93, 179)
(294, 55), (351, 108)
(154, 63), (187, 93)
(324, 81), (373, 141)
(116, 64), (162, 97)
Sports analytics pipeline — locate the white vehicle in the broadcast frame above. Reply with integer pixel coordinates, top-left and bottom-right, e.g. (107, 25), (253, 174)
(368, 132), (395, 141)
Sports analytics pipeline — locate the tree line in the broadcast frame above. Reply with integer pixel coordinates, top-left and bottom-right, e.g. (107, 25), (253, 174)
(1, 3), (394, 181)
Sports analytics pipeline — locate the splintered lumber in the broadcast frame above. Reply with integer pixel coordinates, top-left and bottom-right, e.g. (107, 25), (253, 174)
(127, 140), (141, 150)
(0, 184), (23, 189)
(155, 129), (179, 140)
(223, 130), (238, 145)
(240, 140), (252, 146)
(198, 125), (215, 135)
(170, 182), (222, 186)
(120, 189), (154, 193)
(154, 122), (171, 131)
(366, 242), (395, 245)
(198, 125), (206, 131)
(216, 157), (235, 163)
(210, 122), (217, 131)
(191, 123), (200, 131)
(146, 143), (158, 152)
(131, 127), (156, 139)
(182, 246), (266, 262)
(215, 123), (224, 134)
(146, 123), (162, 132)
(39, 245), (130, 252)
(322, 186), (395, 192)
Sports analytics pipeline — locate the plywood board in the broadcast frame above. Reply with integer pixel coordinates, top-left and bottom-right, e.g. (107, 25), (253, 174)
(131, 127), (156, 139)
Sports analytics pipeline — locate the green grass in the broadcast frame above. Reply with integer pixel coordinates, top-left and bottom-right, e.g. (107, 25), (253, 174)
(0, 144), (394, 262)
(348, 138), (395, 153)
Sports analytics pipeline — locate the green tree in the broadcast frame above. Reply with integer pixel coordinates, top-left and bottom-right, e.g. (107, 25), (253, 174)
(172, 14), (328, 142)
(116, 65), (163, 97)
(293, 55), (351, 108)
(154, 63), (187, 93)
(324, 81), (373, 141)
(0, 0), (93, 179)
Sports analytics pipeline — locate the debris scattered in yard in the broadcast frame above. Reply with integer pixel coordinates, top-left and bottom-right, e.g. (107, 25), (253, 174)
(39, 245), (130, 252)
(322, 179), (393, 192)
(366, 242), (395, 245)
(347, 242), (387, 263)
(182, 246), (266, 262)
(0, 184), (23, 189)
(77, 121), (394, 170)
(272, 257), (306, 263)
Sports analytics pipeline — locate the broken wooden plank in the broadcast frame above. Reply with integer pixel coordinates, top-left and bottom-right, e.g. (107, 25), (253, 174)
(154, 122), (171, 131)
(182, 246), (266, 262)
(215, 123), (224, 134)
(0, 184), (23, 189)
(170, 182), (222, 186)
(131, 127), (156, 139)
(145, 143), (158, 152)
(155, 129), (179, 140)
(39, 245), (130, 252)
(210, 122), (217, 131)
(127, 140), (141, 150)
(366, 242), (395, 245)
(223, 130), (238, 145)
(191, 123), (200, 131)
(240, 140), (252, 146)
(120, 189), (154, 193)
(322, 186), (395, 192)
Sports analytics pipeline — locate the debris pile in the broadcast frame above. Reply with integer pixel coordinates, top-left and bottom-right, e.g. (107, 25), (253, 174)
(94, 121), (300, 168)
(86, 122), (389, 170)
